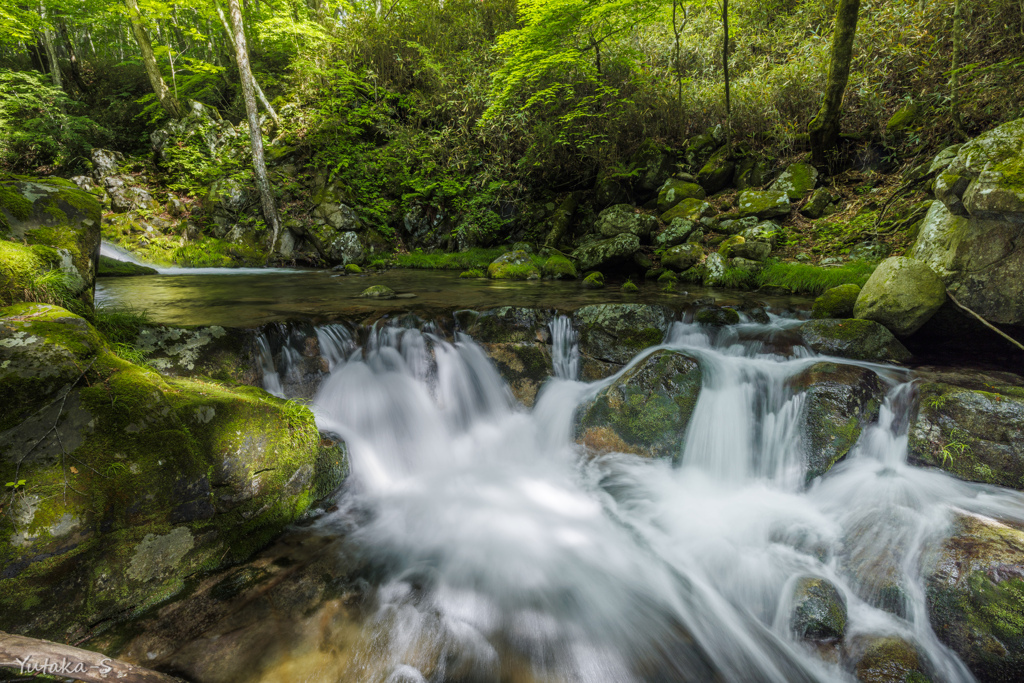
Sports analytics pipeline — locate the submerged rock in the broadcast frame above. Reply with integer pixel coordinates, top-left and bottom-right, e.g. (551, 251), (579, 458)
(790, 577), (847, 641)
(581, 271), (605, 289)
(909, 381), (1024, 490)
(792, 362), (884, 481)
(846, 635), (928, 683)
(575, 349), (702, 459)
(573, 303), (673, 364)
(799, 319), (912, 363)
(923, 513), (1024, 682)
(854, 257), (946, 336)
(0, 304), (347, 641)
(359, 284), (396, 299)
(694, 305), (740, 326)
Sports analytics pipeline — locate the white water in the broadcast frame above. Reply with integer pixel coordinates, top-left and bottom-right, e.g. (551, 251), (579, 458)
(99, 240), (305, 275)
(267, 316), (1024, 682)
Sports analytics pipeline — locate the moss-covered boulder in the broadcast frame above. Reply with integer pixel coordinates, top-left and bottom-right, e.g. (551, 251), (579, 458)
(847, 635), (929, 683)
(792, 362), (884, 481)
(1, 177), (102, 307)
(730, 240), (770, 262)
(790, 577), (847, 641)
(662, 243), (704, 272)
(582, 271), (605, 289)
(812, 284), (862, 319)
(769, 162), (818, 201)
(912, 118), (1024, 325)
(487, 250), (541, 280)
(801, 187), (838, 219)
(738, 221), (780, 247)
(571, 233), (640, 272)
(696, 147), (736, 195)
(717, 235), (745, 258)
(454, 307), (552, 344)
(799, 319), (912, 363)
(660, 198), (714, 224)
(853, 257), (946, 336)
(482, 342), (553, 407)
(733, 156), (774, 190)
(574, 349), (701, 459)
(909, 382), (1024, 490)
(97, 255), (159, 277)
(0, 304), (347, 641)
(923, 513), (1024, 681)
(573, 303), (673, 364)
(736, 190), (791, 219)
(541, 254), (577, 279)
(656, 179), (706, 214)
(595, 204), (657, 238)
(359, 284), (396, 299)
(694, 305), (740, 326)
(654, 218), (698, 248)
(136, 325), (261, 385)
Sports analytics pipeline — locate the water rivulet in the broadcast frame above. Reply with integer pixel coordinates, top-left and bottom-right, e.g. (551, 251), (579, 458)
(259, 314), (1024, 682)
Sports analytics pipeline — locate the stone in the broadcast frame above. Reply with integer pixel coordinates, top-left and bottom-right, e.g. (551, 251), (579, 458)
(847, 241), (891, 262)
(204, 177), (250, 224)
(693, 306), (740, 326)
(97, 255), (158, 277)
(574, 349), (701, 459)
(621, 280), (639, 293)
(701, 252), (727, 286)
(922, 513), (1024, 681)
(812, 284), (861, 319)
(582, 271), (605, 289)
(696, 148), (736, 195)
(541, 254), (577, 279)
(482, 342), (553, 407)
(731, 241), (770, 262)
(886, 103), (921, 132)
(853, 257), (946, 336)
(660, 198), (714, 224)
(595, 204), (658, 238)
(791, 362), (884, 480)
(848, 635), (927, 683)
(0, 177), (102, 307)
(573, 304), (673, 364)
(684, 133), (720, 170)
(799, 319), (912, 363)
(313, 201), (362, 233)
(928, 143), (962, 175)
(656, 179), (706, 214)
(770, 162), (818, 200)
(790, 577), (847, 641)
(661, 243), (704, 272)
(801, 187), (838, 219)
(305, 228), (364, 265)
(0, 304), (347, 641)
(359, 285), (396, 299)
(636, 149), (675, 193)
(454, 307), (552, 344)
(717, 235), (745, 258)
(738, 221), (779, 247)
(594, 175), (629, 207)
(736, 190), (791, 219)
(487, 250), (541, 280)
(654, 218), (698, 248)
(571, 233), (640, 271)
(909, 381), (1024, 490)
(733, 157), (774, 190)
(90, 148), (123, 181)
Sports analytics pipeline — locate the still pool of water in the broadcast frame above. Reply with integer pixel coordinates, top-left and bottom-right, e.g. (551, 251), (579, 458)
(95, 269), (814, 327)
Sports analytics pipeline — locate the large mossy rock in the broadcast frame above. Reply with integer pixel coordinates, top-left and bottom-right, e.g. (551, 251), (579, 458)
(482, 342), (553, 407)
(0, 177), (102, 307)
(696, 148), (736, 195)
(812, 284), (861, 320)
(136, 325), (261, 385)
(455, 307), (552, 344)
(847, 635), (929, 683)
(911, 118), (1024, 325)
(791, 363), (884, 481)
(923, 513), (1024, 682)
(661, 243), (704, 272)
(735, 190), (791, 219)
(769, 162), (818, 201)
(574, 349), (701, 459)
(570, 233), (640, 272)
(790, 577), (847, 641)
(595, 204), (657, 238)
(799, 319), (912, 363)
(0, 304), (347, 641)
(656, 179), (706, 214)
(909, 382), (1024, 490)
(487, 250), (540, 280)
(573, 304), (672, 365)
(660, 198), (713, 224)
(853, 257), (946, 336)
(654, 218), (698, 248)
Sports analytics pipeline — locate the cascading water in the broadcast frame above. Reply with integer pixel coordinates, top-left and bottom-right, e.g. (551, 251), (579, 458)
(262, 314), (1024, 682)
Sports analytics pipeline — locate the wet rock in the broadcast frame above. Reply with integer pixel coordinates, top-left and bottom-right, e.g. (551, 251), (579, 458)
(736, 190), (791, 219)
(482, 342), (553, 407)
(0, 177), (102, 306)
(792, 362), (884, 480)
(694, 306), (740, 326)
(799, 319), (912, 363)
(922, 513), (1024, 682)
(657, 179), (706, 214)
(571, 233), (640, 272)
(136, 325), (260, 384)
(846, 635), (928, 683)
(0, 304), (347, 641)
(770, 162), (818, 201)
(654, 218), (698, 248)
(359, 285), (396, 299)
(573, 304), (673, 364)
(909, 382), (1024, 490)
(455, 307), (552, 344)
(595, 204), (658, 239)
(812, 284), (862, 319)
(487, 250), (540, 280)
(662, 243), (704, 272)
(575, 349), (702, 459)
(854, 257), (946, 336)
(790, 577), (847, 641)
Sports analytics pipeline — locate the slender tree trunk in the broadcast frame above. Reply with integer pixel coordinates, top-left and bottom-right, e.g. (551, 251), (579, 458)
(124, 0), (185, 119)
(950, 0), (965, 136)
(808, 0), (860, 168)
(722, 0), (731, 154)
(216, 2), (281, 127)
(227, 0), (281, 254)
(59, 20), (90, 93)
(39, 6), (63, 90)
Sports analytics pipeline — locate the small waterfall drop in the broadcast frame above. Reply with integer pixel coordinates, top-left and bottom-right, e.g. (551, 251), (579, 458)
(550, 315), (580, 380)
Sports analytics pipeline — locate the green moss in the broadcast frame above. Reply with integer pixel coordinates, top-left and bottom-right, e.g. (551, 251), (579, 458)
(542, 254), (578, 279)
(812, 283), (861, 319)
(489, 262), (540, 280)
(97, 255), (158, 277)
(344, 263), (363, 274)
(756, 259), (876, 295)
(0, 182), (34, 230)
(394, 246), (506, 270)
(718, 235), (745, 257)
(621, 280), (639, 293)
(459, 269), (485, 278)
(582, 271), (605, 289)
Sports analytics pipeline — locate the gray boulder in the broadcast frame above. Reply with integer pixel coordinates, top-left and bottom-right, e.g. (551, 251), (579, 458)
(662, 243), (704, 272)
(571, 233), (640, 271)
(853, 256), (946, 336)
(799, 319), (911, 363)
(573, 304), (673, 364)
(654, 218), (698, 248)
(595, 204), (657, 238)
(770, 162), (818, 201)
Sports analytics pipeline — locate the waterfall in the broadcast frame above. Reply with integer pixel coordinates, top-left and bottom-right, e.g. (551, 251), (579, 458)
(257, 315), (1024, 682)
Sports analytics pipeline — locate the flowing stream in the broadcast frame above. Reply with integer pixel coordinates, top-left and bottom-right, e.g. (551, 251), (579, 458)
(252, 315), (1024, 682)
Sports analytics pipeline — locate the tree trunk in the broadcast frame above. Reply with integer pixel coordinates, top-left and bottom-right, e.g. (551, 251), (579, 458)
(808, 0), (861, 168)
(123, 0), (185, 119)
(215, 2), (281, 128)
(38, 6), (63, 90)
(227, 0), (282, 255)
(59, 20), (91, 94)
